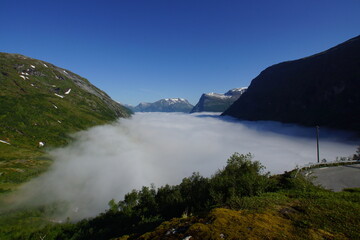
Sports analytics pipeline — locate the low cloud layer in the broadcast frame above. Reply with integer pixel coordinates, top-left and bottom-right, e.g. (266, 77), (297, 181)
(11, 113), (359, 220)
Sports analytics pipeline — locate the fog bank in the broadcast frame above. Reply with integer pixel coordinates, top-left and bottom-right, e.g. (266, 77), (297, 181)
(12, 113), (359, 219)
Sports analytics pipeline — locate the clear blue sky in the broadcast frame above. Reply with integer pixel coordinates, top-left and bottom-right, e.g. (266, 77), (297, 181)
(1, 0), (359, 105)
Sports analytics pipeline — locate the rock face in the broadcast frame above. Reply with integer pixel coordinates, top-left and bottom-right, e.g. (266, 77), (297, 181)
(223, 35), (360, 132)
(0, 52), (131, 148)
(130, 98), (194, 112)
(191, 88), (247, 113)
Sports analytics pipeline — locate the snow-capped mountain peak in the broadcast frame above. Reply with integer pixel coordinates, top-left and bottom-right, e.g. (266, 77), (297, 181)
(191, 87), (247, 113)
(163, 98), (188, 104)
(129, 98), (193, 112)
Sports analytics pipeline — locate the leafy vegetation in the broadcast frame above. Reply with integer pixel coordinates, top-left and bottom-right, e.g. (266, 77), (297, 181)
(353, 146), (360, 160)
(0, 153), (359, 239)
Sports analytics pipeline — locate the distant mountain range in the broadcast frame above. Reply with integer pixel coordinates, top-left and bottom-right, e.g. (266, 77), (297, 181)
(191, 88), (247, 113)
(223, 35), (360, 132)
(0, 52), (131, 150)
(127, 98), (194, 112)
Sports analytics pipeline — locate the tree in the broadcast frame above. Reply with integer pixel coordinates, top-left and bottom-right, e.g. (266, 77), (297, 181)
(117, 189), (139, 215)
(353, 146), (360, 160)
(156, 184), (184, 218)
(209, 153), (271, 205)
(179, 172), (211, 214)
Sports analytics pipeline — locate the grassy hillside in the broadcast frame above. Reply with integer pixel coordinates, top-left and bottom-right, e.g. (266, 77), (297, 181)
(0, 52), (131, 191)
(0, 153), (359, 239)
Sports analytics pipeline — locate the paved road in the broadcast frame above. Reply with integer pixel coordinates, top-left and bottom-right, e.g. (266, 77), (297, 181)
(309, 164), (360, 192)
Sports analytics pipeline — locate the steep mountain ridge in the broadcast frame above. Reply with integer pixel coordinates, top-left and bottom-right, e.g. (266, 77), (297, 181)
(191, 87), (247, 113)
(0, 52), (131, 151)
(223, 35), (360, 132)
(130, 98), (194, 112)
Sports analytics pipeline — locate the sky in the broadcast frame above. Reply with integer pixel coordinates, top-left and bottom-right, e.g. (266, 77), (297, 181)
(10, 113), (358, 219)
(1, 0), (360, 105)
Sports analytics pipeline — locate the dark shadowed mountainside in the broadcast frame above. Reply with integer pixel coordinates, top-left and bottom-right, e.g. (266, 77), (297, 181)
(223, 35), (360, 132)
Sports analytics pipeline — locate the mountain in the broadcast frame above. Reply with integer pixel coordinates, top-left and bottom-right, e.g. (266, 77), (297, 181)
(191, 88), (247, 113)
(0, 52), (131, 151)
(223, 35), (360, 132)
(131, 98), (194, 112)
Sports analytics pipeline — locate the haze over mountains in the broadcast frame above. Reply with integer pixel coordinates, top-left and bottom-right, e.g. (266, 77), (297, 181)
(223, 35), (360, 132)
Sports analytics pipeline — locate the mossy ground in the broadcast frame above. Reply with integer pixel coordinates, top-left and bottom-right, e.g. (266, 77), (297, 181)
(131, 190), (359, 240)
(110, 167), (360, 240)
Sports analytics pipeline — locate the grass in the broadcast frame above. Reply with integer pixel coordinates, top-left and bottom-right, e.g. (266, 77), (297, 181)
(130, 189), (360, 240)
(0, 52), (130, 148)
(1, 52), (359, 239)
(0, 52), (132, 239)
(3, 190), (358, 240)
(0, 203), (69, 240)
(0, 52), (131, 193)
(0, 157), (357, 240)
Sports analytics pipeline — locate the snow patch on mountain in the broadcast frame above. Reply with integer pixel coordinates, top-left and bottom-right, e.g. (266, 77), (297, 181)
(130, 98), (193, 112)
(54, 93), (64, 98)
(191, 87), (247, 113)
(0, 139), (11, 145)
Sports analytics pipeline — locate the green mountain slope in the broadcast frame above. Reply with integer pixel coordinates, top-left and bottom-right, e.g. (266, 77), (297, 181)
(0, 52), (131, 187)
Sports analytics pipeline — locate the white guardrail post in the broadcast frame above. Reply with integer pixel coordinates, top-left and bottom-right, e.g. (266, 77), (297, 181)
(294, 160), (360, 177)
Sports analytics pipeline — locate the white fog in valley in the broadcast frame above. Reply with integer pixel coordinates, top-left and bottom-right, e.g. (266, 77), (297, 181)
(12, 113), (358, 220)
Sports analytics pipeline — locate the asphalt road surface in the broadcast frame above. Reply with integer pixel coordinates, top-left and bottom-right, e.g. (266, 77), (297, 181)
(309, 164), (360, 192)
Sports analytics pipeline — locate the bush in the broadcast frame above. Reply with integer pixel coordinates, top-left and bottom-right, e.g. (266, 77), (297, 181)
(353, 146), (360, 160)
(179, 172), (211, 214)
(155, 184), (184, 218)
(209, 153), (272, 205)
(6, 152), (328, 239)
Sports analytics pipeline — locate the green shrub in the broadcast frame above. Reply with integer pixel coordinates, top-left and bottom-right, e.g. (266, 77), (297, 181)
(179, 172), (211, 214)
(209, 153), (272, 205)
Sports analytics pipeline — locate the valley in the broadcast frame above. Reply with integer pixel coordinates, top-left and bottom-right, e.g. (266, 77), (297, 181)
(1, 112), (359, 239)
(1, 25), (360, 240)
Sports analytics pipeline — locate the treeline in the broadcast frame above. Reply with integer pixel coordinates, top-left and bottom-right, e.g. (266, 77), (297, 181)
(22, 152), (319, 240)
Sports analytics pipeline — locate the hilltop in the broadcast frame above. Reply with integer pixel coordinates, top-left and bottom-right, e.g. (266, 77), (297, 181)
(0, 52), (131, 188)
